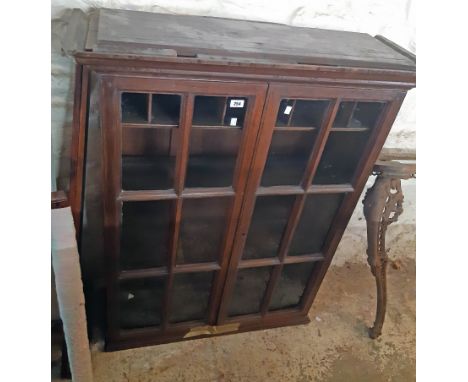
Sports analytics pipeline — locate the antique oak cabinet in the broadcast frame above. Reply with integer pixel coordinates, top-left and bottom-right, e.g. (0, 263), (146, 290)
(71, 8), (416, 350)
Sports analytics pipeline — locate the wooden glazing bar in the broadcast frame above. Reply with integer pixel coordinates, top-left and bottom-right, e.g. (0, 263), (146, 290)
(220, 96), (229, 124)
(174, 94), (194, 194)
(190, 125), (242, 129)
(344, 101), (358, 127)
(260, 193), (307, 315)
(147, 93), (152, 123)
(274, 126), (317, 131)
(331, 127), (368, 132)
(306, 184), (354, 194)
(122, 123), (178, 129)
(181, 187), (235, 198)
(118, 267), (169, 280)
(286, 99), (297, 127)
(161, 198), (183, 329)
(283, 253), (324, 264)
(256, 185), (304, 196)
(301, 99), (340, 189)
(173, 262), (221, 273)
(238, 257), (281, 269)
(119, 189), (178, 201)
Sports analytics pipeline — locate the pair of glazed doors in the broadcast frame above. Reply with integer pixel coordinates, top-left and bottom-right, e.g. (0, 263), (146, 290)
(100, 75), (392, 342)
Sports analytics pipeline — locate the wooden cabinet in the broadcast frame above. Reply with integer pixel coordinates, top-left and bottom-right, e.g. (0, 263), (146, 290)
(71, 9), (415, 350)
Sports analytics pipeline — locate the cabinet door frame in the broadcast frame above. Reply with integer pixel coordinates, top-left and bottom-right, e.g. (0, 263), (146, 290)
(218, 83), (406, 325)
(99, 74), (267, 346)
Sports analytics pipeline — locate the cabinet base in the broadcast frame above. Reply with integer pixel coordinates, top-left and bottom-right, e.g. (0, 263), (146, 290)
(105, 314), (311, 351)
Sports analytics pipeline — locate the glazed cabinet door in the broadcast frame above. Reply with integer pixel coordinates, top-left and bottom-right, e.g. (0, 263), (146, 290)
(218, 83), (401, 328)
(100, 75), (267, 348)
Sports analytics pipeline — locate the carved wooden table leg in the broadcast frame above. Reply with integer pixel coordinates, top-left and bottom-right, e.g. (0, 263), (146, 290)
(363, 160), (415, 339)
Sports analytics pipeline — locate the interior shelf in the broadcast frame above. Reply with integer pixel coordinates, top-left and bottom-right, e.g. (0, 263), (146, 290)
(122, 155), (239, 190)
(185, 154), (238, 188)
(122, 156), (176, 191)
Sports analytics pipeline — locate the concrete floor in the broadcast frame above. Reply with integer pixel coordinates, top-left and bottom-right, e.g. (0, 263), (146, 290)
(55, 258), (415, 381)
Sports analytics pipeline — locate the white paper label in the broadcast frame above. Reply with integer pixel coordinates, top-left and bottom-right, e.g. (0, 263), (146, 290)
(128, 293), (134, 300)
(284, 105), (293, 115)
(230, 118), (238, 126)
(230, 99), (245, 108)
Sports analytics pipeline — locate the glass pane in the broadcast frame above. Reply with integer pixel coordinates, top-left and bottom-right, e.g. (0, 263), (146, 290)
(170, 272), (214, 323)
(261, 130), (317, 186)
(333, 101), (355, 127)
(192, 96), (248, 127)
(313, 131), (371, 184)
(333, 101), (384, 129)
(228, 267), (273, 316)
(275, 99), (295, 126)
(122, 128), (177, 190)
(192, 96), (225, 126)
(185, 129), (241, 188)
(289, 194), (344, 255)
(243, 195), (295, 260)
(349, 102), (384, 128)
(177, 197), (231, 264)
(269, 262), (316, 311)
(280, 99), (329, 127)
(121, 92), (148, 123)
(224, 97), (248, 127)
(151, 94), (181, 125)
(120, 201), (173, 270)
(119, 277), (165, 329)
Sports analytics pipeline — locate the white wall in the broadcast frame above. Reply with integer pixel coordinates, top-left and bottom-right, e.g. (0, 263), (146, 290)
(51, 0), (416, 264)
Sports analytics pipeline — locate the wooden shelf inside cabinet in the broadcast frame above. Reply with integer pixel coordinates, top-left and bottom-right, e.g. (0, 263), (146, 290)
(72, 8), (415, 351)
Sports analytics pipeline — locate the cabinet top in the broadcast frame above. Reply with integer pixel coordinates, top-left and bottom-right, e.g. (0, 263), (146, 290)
(84, 8), (415, 72)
